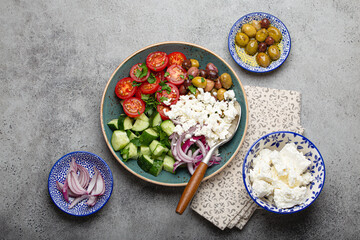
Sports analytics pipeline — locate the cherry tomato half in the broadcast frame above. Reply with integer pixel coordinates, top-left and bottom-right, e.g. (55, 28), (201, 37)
(157, 104), (171, 120)
(123, 97), (145, 118)
(146, 51), (168, 72)
(135, 87), (143, 99)
(140, 74), (161, 95)
(165, 64), (187, 85)
(153, 70), (165, 82)
(115, 77), (137, 99)
(168, 52), (186, 66)
(130, 63), (150, 82)
(156, 82), (180, 106)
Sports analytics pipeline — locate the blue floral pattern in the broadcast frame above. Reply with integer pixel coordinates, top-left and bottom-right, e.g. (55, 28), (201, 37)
(243, 131), (325, 214)
(228, 12), (291, 73)
(48, 151), (113, 216)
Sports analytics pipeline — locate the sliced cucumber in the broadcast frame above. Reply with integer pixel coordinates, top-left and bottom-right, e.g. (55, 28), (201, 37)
(140, 145), (151, 156)
(107, 119), (119, 130)
(167, 150), (174, 158)
(151, 112), (162, 127)
(153, 144), (169, 157)
(131, 119), (150, 132)
(140, 128), (159, 145)
(136, 113), (149, 122)
(121, 142), (138, 161)
(118, 114), (133, 130)
(137, 154), (153, 172)
(148, 159), (163, 177)
(163, 155), (175, 173)
(160, 120), (175, 136)
(149, 140), (160, 154)
(111, 130), (130, 151)
(127, 130), (138, 140)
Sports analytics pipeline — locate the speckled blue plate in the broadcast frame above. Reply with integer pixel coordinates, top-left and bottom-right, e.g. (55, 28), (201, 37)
(228, 12), (291, 73)
(48, 151), (113, 216)
(243, 131), (325, 214)
(101, 41), (248, 186)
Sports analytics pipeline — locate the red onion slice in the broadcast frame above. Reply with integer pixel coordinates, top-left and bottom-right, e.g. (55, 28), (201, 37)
(56, 181), (80, 198)
(86, 196), (97, 207)
(67, 171), (88, 195)
(77, 164), (90, 189)
(90, 168), (105, 196)
(87, 168), (99, 193)
(69, 195), (89, 209)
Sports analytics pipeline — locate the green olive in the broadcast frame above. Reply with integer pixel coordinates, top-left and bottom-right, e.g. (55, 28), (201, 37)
(267, 26), (282, 43)
(241, 24), (256, 38)
(255, 28), (268, 42)
(245, 39), (258, 56)
(251, 20), (261, 31)
(256, 52), (271, 67)
(220, 73), (233, 89)
(268, 45), (280, 61)
(190, 59), (199, 68)
(192, 76), (207, 88)
(217, 88), (227, 101)
(235, 32), (249, 47)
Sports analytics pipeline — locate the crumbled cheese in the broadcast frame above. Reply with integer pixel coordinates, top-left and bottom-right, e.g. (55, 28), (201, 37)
(249, 143), (313, 209)
(165, 88), (240, 147)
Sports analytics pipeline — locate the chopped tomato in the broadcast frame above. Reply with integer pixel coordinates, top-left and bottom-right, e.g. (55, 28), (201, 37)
(168, 52), (186, 66)
(123, 97), (145, 118)
(130, 63), (150, 82)
(156, 82), (180, 106)
(153, 70), (165, 82)
(140, 74), (161, 95)
(157, 105), (171, 120)
(146, 51), (168, 72)
(165, 64), (187, 85)
(135, 87), (143, 99)
(115, 77), (137, 99)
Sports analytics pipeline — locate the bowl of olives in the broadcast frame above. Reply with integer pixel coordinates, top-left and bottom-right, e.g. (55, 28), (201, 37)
(228, 12), (291, 73)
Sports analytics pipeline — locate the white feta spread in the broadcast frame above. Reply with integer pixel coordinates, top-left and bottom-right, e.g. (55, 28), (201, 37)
(249, 143), (313, 209)
(164, 88), (240, 147)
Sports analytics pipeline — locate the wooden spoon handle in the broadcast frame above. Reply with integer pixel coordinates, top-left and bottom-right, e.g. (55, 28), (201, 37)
(176, 162), (208, 215)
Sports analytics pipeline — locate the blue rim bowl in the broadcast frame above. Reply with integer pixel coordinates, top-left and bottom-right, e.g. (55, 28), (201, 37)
(48, 151), (113, 216)
(243, 131), (325, 214)
(228, 12), (291, 73)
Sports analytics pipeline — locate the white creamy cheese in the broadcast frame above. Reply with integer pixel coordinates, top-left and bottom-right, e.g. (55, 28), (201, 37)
(249, 143), (313, 208)
(165, 88), (240, 147)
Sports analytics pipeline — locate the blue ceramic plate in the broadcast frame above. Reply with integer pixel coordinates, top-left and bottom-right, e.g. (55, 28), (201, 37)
(243, 131), (325, 214)
(48, 151), (113, 216)
(101, 41), (248, 186)
(228, 12), (291, 73)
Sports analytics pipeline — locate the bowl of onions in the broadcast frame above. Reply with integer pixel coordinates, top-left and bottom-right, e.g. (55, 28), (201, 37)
(48, 151), (113, 216)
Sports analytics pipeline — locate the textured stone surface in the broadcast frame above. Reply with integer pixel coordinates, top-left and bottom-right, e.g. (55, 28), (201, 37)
(1, 0), (359, 239)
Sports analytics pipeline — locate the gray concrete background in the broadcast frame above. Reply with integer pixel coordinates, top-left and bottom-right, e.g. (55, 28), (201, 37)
(1, 0), (359, 239)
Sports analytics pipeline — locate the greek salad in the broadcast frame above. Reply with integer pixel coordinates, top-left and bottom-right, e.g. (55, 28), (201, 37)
(108, 51), (239, 177)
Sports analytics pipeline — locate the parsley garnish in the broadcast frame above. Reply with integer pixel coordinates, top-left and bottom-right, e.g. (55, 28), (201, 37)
(130, 138), (141, 147)
(164, 72), (170, 77)
(147, 73), (156, 84)
(141, 94), (159, 114)
(160, 96), (168, 102)
(132, 81), (142, 87)
(180, 75), (184, 79)
(137, 110), (141, 115)
(134, 63), (148, 79)
(189, 75), (194, 80)
(120, 148), (129, 162)
(159, 81), (171, 94)
(188, 85), (197, 95)
(201, 77), (205, 83)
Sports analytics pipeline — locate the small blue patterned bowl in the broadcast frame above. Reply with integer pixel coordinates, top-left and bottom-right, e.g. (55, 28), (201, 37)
(243, 131), (325, 214)
(48, 151), (113, 216)
(228, 12), (291, 73)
